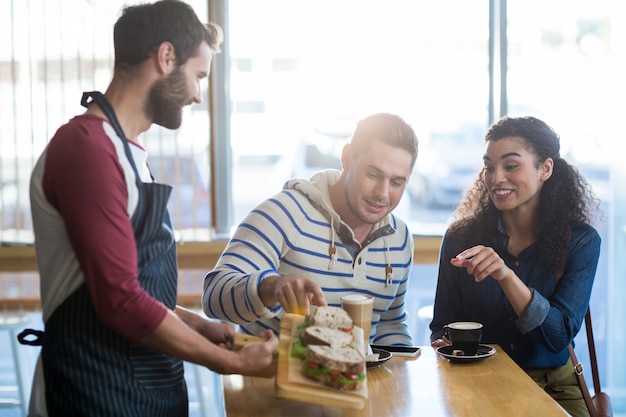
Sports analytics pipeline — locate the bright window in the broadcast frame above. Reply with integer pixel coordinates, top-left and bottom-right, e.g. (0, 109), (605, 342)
(0, 0), (212, 243)
(227, 0), (490, 235)
(507, 0), (625, 410)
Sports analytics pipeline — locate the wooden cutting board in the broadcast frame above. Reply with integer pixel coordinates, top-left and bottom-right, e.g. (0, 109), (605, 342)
(274, 313), (367, 409)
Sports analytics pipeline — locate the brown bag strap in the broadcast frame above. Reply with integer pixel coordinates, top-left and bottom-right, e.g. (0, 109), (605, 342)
(569, 343), (597, 417)
(585, 307), (602, 394)
(568, 306), (600, 417)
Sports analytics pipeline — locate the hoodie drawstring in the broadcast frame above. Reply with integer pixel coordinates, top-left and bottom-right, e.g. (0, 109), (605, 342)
(328, 221), (337, 270)
(384, 238), (393, 287)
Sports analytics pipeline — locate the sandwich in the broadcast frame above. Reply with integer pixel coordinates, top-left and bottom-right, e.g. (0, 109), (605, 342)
(301, 344), (366, 391)
(301, 325), (354, 347)
(308, 306), (353, 332)
(291, 306), (355, 360)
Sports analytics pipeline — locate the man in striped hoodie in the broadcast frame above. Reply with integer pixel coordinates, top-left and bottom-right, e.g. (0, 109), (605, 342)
(203, 113), (419, 346)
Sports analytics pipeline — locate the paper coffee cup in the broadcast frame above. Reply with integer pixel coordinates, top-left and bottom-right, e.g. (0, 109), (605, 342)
(340, 294), (374, 348)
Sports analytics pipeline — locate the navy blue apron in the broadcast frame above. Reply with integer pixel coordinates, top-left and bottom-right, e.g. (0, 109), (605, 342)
(39, 91), (186, 416)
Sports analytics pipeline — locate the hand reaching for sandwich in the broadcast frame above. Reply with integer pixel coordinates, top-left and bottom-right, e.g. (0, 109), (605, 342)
(259, 275), (327, 315)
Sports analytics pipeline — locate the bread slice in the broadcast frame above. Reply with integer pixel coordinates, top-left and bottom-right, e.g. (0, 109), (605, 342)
(301, 326), (353, 347)
(306, 344), (365, 374)
(309, 306), (353, 331)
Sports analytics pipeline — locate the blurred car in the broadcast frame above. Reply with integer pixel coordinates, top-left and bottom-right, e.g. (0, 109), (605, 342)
(408, 124), (485, 209)
(290, 118), (352, 179)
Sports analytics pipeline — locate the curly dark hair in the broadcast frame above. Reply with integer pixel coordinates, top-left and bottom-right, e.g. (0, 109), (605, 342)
(449, 116), (599, 271)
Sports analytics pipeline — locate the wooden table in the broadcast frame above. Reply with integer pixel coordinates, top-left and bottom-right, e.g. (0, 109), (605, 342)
(221, 344), (569, 417)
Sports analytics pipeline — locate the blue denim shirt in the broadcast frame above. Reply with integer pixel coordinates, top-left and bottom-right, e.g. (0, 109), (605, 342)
(430, 220), (600, 369)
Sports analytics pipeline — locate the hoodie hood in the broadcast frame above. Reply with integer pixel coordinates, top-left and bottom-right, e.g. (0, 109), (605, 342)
(284, 169), (341, 224)
(284, 169), (396, 283)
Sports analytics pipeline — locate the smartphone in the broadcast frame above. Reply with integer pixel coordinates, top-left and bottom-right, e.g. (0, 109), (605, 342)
(370, 345), (421, 358)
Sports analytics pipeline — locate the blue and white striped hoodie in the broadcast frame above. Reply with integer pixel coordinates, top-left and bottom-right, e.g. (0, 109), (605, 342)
(202, 169), (414, 345)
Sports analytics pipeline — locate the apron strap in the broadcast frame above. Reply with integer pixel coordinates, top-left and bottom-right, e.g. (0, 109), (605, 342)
(17, 328), (44, 346)
(81, 91), (143, 182)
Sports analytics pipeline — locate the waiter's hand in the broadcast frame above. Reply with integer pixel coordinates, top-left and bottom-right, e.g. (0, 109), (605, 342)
(233, 330), (279, 378)
(175, 306), (236, 349)
(197, 320), (236, 350)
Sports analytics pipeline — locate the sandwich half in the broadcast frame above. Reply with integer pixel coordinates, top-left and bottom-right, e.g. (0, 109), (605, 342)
(301, 325), (354, 347)
(309, 306), (353, 332)
(302, 344), (366, 391)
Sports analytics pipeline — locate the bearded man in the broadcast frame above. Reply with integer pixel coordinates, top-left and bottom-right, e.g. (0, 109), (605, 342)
(27, 2), (277, 416)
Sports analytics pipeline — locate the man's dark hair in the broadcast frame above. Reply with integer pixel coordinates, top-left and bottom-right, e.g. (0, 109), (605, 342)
(113, 0), (222, 72)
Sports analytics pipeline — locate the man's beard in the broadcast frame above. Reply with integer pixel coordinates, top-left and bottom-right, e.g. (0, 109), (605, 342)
(145, 67), (189, 129)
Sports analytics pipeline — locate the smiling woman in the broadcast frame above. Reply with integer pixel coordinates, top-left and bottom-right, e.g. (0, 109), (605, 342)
(431, 116), (602, 417)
